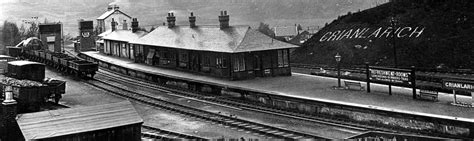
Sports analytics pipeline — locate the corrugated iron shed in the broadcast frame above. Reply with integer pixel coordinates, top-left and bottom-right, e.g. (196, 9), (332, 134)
(16, 101), (143, 140)
(130, 25), (298, 53)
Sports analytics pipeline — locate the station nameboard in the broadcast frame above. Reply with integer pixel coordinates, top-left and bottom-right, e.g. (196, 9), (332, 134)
(443, 79), (474, 92)
(369, 67), (412, 84)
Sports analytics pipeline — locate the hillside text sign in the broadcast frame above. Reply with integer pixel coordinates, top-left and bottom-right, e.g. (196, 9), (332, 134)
(319, 26), (425, 42)
(443, 79), (474, 92)
(369, 67), (412, 85)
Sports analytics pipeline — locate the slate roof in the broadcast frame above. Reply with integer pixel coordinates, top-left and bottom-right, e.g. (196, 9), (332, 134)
(102, 30), (147, 42)
(130, 25), (298, 53)
(97, 29), (113, 37)
(17, 101), (143, 140)
(97, 9), (131, 20)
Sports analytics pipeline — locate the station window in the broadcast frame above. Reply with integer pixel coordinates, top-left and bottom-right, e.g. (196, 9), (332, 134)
(277, 50), (289, 67)
(160, 50), (175, 65)
(179, 52), (188, 68)
(216, 56), (227, 68)
(233, 55), (245, 72)
(202, 55), (211, 72)
(254, 55), (261, 70)
(202, 55), (210, 67)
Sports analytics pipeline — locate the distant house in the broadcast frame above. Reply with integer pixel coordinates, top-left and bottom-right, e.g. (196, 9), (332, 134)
(288, 31), (313, 45)
(96, 4), (132, 34)
(274, 25), (298, 42)
(102, 11), (299, 80)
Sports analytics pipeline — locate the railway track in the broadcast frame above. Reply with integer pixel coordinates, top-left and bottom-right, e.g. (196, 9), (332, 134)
(141, 125), (208, 140)
(95, 70), (373, 132)
(86, 72), (327, 140)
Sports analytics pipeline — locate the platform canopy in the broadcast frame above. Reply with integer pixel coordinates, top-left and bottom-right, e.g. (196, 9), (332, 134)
(17, 101), (143, 140)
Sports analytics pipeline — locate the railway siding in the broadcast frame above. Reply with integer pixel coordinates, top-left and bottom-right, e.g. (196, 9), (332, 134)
(79, 51), (474, 139)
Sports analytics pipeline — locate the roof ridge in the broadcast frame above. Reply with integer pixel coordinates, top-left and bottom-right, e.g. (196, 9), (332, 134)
(97, 9), (132, 20)
(233, 26), (252, 52)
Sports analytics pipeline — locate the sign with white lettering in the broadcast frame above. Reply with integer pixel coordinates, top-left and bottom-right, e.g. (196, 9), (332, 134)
(319, 26), (425, 42)
(443, 79), (474, 92)
(369, 67), (412, 85)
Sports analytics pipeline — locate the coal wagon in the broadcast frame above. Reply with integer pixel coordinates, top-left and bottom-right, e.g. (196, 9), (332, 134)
(68, 60), (99, 78)
(0, 77), (49, 112)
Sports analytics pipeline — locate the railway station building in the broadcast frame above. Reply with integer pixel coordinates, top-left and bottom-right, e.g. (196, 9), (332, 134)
(102, 18), (147, 60)
(103, 11), (298, 80)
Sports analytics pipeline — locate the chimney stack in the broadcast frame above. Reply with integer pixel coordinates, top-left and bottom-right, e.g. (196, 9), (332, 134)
(189, 12), (196, 28)
(167, 12), (176, 28)
(113, 5), (120, 10)
(123, 20), (128, 30)
(111, 18), (116, 31)
(107, 5), (113, 11)
(132, 18), (139, 33)
(218, 10), (230, 29)
(2, 85), (17, 141)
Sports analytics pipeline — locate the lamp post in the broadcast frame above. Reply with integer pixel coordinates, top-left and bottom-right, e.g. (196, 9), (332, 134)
(390, 14), (398, 68)
(335, 53), (342, 88)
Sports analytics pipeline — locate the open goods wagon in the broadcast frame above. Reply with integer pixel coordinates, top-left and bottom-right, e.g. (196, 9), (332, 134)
(0, 77), (65, 112)
(68, 60), (99, 78)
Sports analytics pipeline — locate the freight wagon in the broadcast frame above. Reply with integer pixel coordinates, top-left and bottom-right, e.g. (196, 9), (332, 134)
(7, 61), (45, 82)
(22, 50), (98, 78)
(0, 76), (65, 112)
(14, 37), (99, 78)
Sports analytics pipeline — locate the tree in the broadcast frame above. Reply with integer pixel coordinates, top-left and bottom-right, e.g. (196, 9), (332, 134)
(257, 22), (274, 37)
(297, 24), (303, 31)
(2, 20), (21, 46)
(24, 22), (38, 38)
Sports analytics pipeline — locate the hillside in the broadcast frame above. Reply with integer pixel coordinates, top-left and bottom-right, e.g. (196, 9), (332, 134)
(293, 1), (473, 70)
(0, 0), (388, 36)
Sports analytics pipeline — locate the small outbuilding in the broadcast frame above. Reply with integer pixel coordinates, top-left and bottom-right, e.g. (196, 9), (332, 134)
(16, 101), (143, 141)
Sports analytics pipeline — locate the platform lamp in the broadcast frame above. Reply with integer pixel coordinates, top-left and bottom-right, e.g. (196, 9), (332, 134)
(335, 53), (342, 88)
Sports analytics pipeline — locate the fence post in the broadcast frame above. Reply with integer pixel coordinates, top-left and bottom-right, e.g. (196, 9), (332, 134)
(412, 66), (416, 99)
(366, 62), (370, 93)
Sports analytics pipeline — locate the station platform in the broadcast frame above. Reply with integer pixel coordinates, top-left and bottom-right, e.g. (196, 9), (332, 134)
(82, 51), (474, 120)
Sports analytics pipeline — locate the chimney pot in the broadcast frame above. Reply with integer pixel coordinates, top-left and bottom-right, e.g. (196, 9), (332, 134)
(2, 86), (16, 104)
(167, 12), (176, 28)
(189, 12), (196, 28)
(218, 11), (230, 29)
(132, 18), (139, 33)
